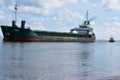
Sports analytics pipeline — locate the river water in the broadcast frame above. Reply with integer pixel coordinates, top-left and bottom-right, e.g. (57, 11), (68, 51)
(0, 37), (120, 80)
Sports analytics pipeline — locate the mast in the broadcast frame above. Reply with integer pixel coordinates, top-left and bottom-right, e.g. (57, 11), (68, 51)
(84, 11), (90, 26)
(14, 3), (18, 22)
(86, 11), (88, 21)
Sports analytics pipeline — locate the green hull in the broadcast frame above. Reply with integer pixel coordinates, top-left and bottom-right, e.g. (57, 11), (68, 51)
(1, 21), (95, 42)
(1, 26), (95, 42)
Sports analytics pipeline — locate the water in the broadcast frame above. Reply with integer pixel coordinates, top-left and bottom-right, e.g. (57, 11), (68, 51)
(0, 37), (120, 80)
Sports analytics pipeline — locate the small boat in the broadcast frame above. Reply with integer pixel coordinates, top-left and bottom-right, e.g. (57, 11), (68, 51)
(108, 37), (115, 42)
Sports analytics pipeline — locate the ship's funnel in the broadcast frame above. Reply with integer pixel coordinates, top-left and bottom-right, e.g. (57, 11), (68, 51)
(12, 20), (17, 27)
(21, 20), (25, 29)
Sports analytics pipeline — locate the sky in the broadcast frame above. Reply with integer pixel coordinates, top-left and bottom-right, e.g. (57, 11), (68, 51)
(0, 0), (120, 40)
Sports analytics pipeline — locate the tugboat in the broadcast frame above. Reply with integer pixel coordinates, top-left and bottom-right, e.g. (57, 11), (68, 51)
(108, 37), (115, 42)
(0, 4), (96, 42)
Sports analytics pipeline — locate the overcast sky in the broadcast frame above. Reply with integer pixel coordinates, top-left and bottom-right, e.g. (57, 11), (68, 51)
(0, 0), (120, 40)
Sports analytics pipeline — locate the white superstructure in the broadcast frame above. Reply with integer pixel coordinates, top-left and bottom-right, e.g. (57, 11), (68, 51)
(70, 11), (94, 35)
(70, 21), (94, 35)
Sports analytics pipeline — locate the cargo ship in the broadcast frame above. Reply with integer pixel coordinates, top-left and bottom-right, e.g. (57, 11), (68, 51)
(0, 11), (95, 42)
(1, 19), (95, 42)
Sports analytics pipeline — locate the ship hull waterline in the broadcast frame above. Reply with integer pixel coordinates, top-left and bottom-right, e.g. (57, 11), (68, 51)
(3, 37), (95, 42)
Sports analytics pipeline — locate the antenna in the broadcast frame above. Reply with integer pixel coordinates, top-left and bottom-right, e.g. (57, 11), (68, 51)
(86, 11), (96, 21)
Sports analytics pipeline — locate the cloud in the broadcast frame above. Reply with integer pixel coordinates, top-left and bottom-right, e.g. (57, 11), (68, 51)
(82, 0), (89, 3)
(57, 8), (83, 22)
(103, 21), (120, 39)
(27, 8), (84, 32)
(112, 17), (120, 21)
(102, 0), (120, 11)
(0, 11), (11, 23)
(50, 8), (84, 27)
(94, 19), (120, 40)
(0, 0), (4, 5)
(112, 22), (120, 27)
(25, 19), (45, 30)
(0, 11), (5, 20)
(6, 0), (78, 15)
(8, 5), (51, 15)
(104, 21), (120, 28)
(82, 0), (98, 7)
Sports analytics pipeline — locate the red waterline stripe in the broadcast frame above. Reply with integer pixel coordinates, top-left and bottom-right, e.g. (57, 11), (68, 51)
(4, 37), (41, 42)
(3, 37), (95, 42)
